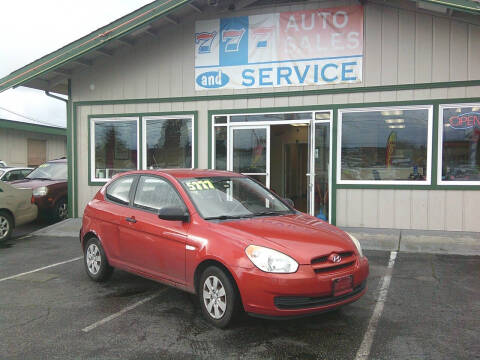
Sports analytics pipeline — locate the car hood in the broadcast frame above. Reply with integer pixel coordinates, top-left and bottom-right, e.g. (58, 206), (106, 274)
(10, 178), (65, 189)
(215, 213), (357, 265)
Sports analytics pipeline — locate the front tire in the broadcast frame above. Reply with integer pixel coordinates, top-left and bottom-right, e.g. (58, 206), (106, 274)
(55, 198), (68, 222)
(0, 211), (13, 242)
(84, 237), (113, 282)
(199, 266), (239, 328)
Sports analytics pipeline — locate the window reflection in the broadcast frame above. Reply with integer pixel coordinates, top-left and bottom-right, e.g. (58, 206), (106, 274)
(146, 118), (192, 169)
(94, 120), (138, 179)
(341, 108), (429, 181)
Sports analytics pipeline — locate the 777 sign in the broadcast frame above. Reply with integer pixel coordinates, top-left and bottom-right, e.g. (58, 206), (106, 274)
(221, 28), (246, 52)
(195, 31), (217, 54)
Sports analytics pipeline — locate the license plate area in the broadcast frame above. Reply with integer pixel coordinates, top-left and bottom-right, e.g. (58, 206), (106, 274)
(333, 275), (353, 297)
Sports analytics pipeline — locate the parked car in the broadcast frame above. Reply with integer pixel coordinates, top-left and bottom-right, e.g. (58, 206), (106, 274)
(11, 158), (68, 221)
(0, 160), (7, 168)
(80, 169), (369, 328)
(0, 181), (38, 241)
(0, 167), (33, 182)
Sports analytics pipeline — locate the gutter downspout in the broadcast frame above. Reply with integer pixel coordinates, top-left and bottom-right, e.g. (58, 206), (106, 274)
(45, 90), (67, 104)
(45, 87), (73, 218)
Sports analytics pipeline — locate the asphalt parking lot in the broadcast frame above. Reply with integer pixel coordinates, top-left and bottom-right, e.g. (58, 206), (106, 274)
(0, 233), (479, 360)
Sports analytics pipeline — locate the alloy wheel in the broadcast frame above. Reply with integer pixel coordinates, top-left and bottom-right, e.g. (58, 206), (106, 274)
(0, 216), (9, 240)
(86, 243), (101, 275)
(202, 275), (227, 319)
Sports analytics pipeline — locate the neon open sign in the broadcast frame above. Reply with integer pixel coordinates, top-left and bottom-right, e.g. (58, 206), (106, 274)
(448, 112), (480, 130)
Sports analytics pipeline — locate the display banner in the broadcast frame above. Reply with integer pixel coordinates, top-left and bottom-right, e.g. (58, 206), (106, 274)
(194, 5), (363, 91)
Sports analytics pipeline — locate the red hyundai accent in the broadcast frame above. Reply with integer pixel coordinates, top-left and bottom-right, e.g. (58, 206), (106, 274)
(80, 169), (369, 328)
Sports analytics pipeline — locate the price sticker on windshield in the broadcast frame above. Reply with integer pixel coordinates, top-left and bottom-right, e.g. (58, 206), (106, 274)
(186, 180), (215, 191)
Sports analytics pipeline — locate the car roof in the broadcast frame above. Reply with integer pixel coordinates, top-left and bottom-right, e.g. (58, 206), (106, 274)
(45, 158), (67, 164)
(3, 167), (33, 171)
(120, 169), (244, 179)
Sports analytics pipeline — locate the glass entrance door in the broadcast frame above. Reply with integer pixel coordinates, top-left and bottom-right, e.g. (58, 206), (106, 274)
(230, 126), (270, 187)
(309, 120), (331, 221)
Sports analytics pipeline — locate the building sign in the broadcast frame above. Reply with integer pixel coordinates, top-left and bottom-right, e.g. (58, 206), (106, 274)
(194, 5), (364, 91)
(448, 112), (480, 130)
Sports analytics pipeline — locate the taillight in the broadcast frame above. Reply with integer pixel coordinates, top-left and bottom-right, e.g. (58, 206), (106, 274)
(31, 195), (35, 204)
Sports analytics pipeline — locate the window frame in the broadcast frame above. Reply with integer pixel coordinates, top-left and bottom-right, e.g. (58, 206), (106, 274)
(142, 115), (196, 170)
(90, 116), (140, 183)
(337, 105), (433, 185)
(437, 103), (480, 186)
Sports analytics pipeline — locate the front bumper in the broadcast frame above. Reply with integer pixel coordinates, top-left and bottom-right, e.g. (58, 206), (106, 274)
(33, 196), (56, 216)
(234, 256), (369, 317)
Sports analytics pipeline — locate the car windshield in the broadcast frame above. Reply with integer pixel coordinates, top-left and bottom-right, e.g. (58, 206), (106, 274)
(26, 162), (67, 181)
(180, 176), (293, 220)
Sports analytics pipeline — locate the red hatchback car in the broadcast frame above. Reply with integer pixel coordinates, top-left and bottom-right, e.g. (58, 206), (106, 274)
(80, 169), (369, 327)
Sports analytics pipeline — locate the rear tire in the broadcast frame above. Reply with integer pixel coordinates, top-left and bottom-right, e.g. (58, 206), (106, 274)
(199, 266), (240, 328)
(84, 237), (113, 282)
(0, 211), (13, 242)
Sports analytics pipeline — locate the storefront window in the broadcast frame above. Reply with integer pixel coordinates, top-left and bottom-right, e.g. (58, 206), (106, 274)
(339, 107), (431, 183)
(145, 117), (193, 169)
(93, 118), (138, 180)
(440, 105), (480, 183)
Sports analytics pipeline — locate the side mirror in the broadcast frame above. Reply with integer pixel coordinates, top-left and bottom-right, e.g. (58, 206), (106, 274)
(158, 206), (190, 222)
(283, 198), (295, 208)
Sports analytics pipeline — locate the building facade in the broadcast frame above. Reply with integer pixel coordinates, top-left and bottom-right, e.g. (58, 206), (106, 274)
(0, 119), (66, 167)
(1, 0), (479, 232)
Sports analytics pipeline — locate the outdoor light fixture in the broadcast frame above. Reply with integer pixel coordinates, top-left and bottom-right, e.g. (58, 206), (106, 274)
(388, 125), (405, 129)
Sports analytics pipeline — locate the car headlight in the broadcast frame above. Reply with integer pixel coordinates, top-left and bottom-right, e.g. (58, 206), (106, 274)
(245, 245), (298, 273)
(347, 232), (363, 257)
(33, 186), (48, 196)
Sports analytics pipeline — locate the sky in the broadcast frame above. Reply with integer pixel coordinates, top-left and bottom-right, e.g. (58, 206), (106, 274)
(0, 0), (153, 127)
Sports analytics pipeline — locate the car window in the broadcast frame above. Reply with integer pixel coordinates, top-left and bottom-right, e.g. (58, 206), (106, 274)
(5, 170), (23, 181)
(22, 169), (32, 177)
(133, 176), (184, 212)
(106, 176), (135, 205)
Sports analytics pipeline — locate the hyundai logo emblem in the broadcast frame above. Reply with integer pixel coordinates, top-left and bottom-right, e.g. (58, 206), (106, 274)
(329, 253), (342, 263)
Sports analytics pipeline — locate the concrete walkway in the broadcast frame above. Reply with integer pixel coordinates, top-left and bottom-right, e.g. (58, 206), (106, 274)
(31, 218), (480, 256)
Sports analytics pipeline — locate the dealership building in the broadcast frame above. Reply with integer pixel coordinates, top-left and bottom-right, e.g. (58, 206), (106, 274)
(0, 0), (479, 233)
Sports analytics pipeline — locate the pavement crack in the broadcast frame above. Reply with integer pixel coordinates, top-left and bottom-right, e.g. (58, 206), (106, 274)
(4, 308), (51, 330)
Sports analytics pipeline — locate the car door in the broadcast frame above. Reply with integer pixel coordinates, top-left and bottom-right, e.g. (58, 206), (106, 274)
(100, 175), (137, 263)
(118, 175), (188, 284)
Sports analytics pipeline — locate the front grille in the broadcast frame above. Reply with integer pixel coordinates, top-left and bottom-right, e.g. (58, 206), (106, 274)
(314, 261), (355, 274)
(311, 251), (353, 264)
(310, 251), (356, 274)
(274, 281), (366, 310)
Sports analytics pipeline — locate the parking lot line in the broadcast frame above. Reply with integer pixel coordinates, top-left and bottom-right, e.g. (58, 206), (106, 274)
(81, 288), (169, 333)
(0, 256), (83, 283)
(354, 251), (398, 360)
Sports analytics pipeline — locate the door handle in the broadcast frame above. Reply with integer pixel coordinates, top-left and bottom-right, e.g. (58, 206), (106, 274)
(125, 217), (137, 223)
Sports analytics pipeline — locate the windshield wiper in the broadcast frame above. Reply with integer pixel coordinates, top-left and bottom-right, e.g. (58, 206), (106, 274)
(204, 214), (254, 221)
(26, 177), (51, 180)
(252, 211), (287, 217)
